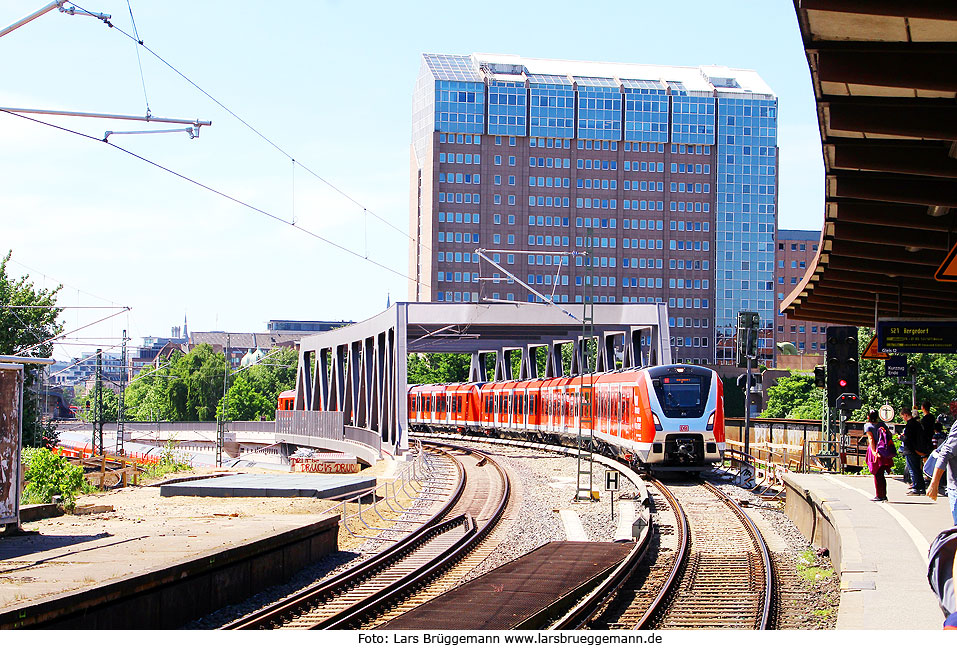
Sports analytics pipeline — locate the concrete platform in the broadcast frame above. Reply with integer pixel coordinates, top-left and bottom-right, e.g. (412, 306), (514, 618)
(159, 473), (376, 499)
(783, 471), (953, 630)
(0, 507), (339, 628)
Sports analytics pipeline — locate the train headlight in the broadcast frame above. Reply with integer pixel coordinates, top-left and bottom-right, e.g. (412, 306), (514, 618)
(651, 412), (662, 431)
(706, 412), (715, 431)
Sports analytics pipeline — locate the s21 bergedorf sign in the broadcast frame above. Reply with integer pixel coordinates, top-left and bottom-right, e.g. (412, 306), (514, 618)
(877, 320), (957, 354)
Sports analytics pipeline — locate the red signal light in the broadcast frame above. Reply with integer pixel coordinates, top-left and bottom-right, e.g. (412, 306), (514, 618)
(839, 379), (847, 387)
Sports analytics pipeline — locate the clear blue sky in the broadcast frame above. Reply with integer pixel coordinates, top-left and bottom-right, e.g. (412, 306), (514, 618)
(1, 1), (824, 361)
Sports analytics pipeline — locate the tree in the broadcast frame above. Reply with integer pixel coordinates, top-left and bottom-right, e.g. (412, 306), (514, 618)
(124, 344), (225, 421)
(856, 326), (957, 418)
(0, 251), (63, 446)
(72, 385), (118, 422)
(217, 347), (297, 421)
(760, 371), (823, 420)
(407, 353), (471, 385)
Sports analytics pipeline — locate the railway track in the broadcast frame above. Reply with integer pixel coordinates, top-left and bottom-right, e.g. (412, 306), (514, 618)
(582, 477), (774, 630)
(223, 442), (510, 630)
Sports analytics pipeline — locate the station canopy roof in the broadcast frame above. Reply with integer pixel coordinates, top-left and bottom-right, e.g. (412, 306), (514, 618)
(781, 1), (957, 326)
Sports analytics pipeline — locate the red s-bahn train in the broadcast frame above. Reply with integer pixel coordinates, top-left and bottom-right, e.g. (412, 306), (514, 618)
(407, 364), (724, 470)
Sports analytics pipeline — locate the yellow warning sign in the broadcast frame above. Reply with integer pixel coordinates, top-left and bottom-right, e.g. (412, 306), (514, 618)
(935, 241), (957, 281)
(862, 334), (889, 360)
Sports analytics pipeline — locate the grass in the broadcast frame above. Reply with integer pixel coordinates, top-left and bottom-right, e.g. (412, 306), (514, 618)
(796, 548), (835, 582)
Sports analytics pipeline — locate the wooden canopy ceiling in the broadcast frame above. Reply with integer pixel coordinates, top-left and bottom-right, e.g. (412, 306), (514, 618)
(782, 1), (957, 326)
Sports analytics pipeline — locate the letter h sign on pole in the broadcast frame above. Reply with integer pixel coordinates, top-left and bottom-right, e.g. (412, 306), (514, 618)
(605, 469), (620, 518)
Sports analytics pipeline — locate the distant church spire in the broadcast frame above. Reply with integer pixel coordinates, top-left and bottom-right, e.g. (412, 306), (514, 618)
(386, 292), (391, 308)
(183, 312), (188, 339)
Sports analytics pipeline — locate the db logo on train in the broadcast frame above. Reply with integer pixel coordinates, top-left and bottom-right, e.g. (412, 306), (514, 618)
(679, 425), (690, 431)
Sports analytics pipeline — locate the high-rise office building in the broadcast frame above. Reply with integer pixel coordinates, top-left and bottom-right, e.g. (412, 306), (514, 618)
(775, 230), (829, 356)
(410, 53), (778, 364)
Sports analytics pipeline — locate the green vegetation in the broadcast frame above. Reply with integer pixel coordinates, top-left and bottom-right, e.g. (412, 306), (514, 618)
(217, 347), (297, 421)
(796, 548), (834, 582)
(20, 447), (91, 508)
(124, 344), (226, 421)
(71, 385), (119, 422)
(139, 440), (192, 481)
(760, 371), (823, 420)
(407, 353), (471, 385)
(759, 326), (957, 420)
(122, 345), (296, 422)
(0, 251), (63, 447)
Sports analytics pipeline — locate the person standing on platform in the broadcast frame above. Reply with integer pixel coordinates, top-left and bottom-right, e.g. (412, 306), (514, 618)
(866, 410), (892, 502)
(922, 401), (936, 444)
(900, 407), (927, 495)
(928, 420), (957, 525)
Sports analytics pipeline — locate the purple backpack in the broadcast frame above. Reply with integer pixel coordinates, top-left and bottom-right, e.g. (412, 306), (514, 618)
(876, 424), (897, 460)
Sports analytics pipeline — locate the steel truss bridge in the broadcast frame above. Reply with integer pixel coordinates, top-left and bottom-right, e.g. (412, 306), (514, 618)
(292, 302), (672, 455)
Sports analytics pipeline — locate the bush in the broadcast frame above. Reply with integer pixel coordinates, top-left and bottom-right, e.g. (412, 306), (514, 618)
(140, 439), (192, 481)
(21, 448), (89, 508)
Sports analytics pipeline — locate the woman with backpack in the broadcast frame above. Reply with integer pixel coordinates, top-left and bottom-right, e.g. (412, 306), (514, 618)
(866, 410), (896, 502)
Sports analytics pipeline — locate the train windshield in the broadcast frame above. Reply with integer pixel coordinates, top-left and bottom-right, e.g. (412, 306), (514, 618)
(654, 375), (706, 418)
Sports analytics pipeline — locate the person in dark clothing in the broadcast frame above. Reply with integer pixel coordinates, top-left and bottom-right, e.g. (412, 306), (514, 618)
(901, 407), (927, 495)
(921, 401), (936, 454)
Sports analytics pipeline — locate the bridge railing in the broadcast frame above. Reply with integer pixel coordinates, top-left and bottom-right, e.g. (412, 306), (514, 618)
(274, 410), (344, 439)
(65, 413), (383, 460)
(724, 417), (869, 474)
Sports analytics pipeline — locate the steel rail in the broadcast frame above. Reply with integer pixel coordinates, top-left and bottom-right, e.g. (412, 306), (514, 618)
(633, 479), (774, 630)
(319, 442), (511, 629)
(701, 481), (776, 629)
(222, 445), (465, 630)
(633, 478), (690, 629)
(412, 432), (775, 630)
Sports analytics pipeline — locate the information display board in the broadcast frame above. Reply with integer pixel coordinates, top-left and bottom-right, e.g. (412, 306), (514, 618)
(877, 320), (957, 354)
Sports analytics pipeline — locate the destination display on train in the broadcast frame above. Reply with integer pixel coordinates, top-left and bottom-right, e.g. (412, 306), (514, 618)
(877, 320), (957, 354)
(662, 376), (700, 384)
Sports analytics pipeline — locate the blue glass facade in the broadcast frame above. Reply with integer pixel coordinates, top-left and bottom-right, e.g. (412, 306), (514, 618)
(671, 95), (716, 145)
(487, 80), (527, 136)
(714, 95), (778, 362)
(529, 76), (575, 139)
(576, 78), (622, 141)
(434, 80), (485, 134)
(622, 81), (668, 143)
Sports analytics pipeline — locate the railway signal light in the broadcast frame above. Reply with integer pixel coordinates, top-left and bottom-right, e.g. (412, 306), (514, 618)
(736, 311), (760, 368)
(813, 365), (826, 388)
(825, 326), (859, 407)
(836, 393), (861, 411)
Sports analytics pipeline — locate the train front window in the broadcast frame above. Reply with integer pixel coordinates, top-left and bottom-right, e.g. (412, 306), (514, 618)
(654, 375), (706, 418)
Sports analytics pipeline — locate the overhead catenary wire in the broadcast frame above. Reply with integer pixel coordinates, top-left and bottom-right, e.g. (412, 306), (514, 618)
(68, 3), (428, 254)
(17, 305), (131, 355)
(125, 0), (150, 118)
(5, 257), (122, 307)
(0, 109), (429, 289)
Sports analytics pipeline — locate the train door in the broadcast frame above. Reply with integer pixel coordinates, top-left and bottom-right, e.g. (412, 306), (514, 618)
(594, 386), (603, 437)
(616, 385), (623, 440)
(580, 386), (593, 435)
(543, 388), (551, 434)
(519, 387), (527, 432)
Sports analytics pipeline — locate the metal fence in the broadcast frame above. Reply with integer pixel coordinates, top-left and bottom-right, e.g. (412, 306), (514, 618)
(724, 417), (869, 472)
(275, 410), (344, 439)
(70, 412), (383, 460)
